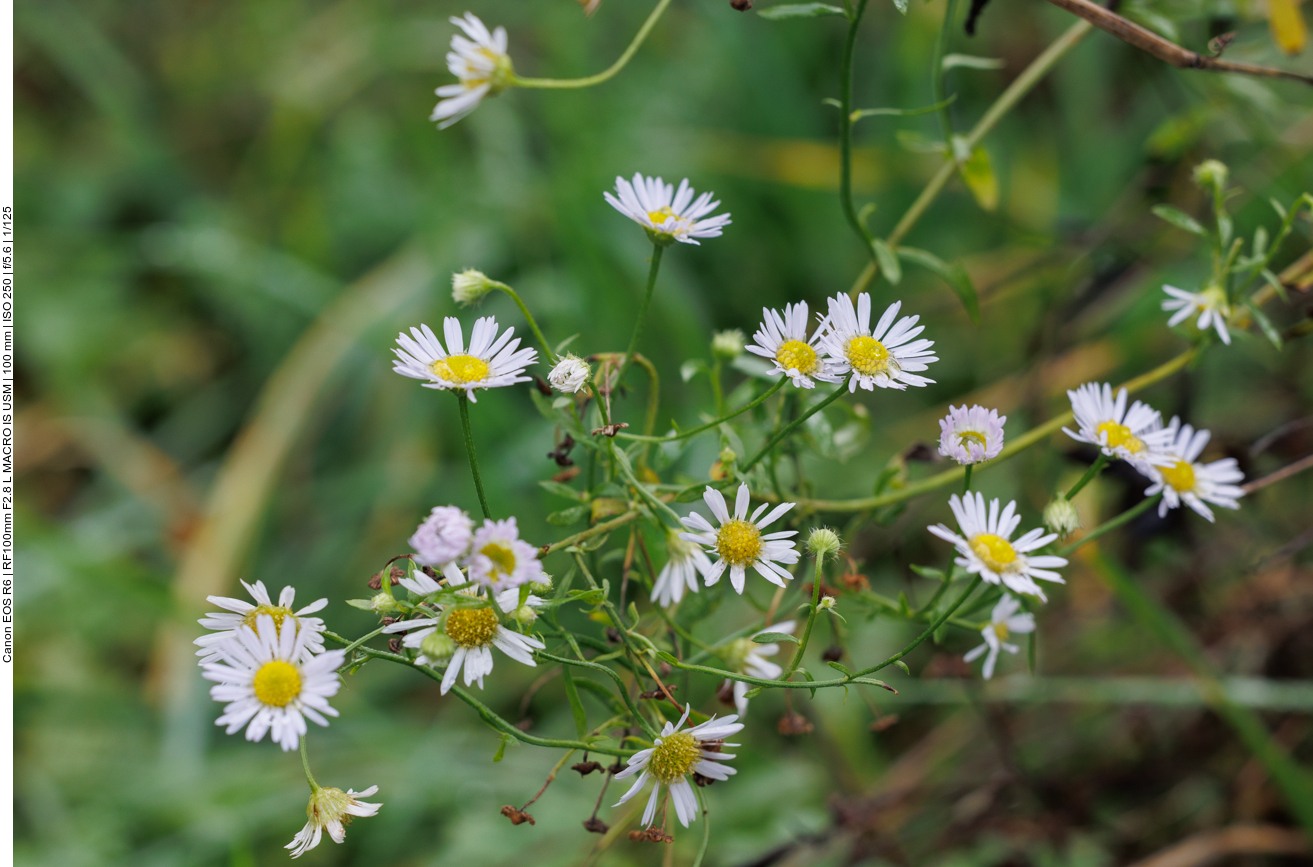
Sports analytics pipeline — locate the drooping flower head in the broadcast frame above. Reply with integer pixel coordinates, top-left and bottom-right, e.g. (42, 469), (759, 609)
(928, 493), (1068, 600)
(392, 316), (537, 401)
(195, 581), (327, 665)
(604, 174), (732, 246)
(964, 595), (1035, 679)
(720, 621), (797, 716)
(384, 563), (544, 693)
(432, 13), (514, 129)
(548, 355), (591, 394)
(938, 404), (1006, 465)
(1144, 417), (1245, 522)
(651, 530), (713, 608)
(409, 505), (474, 567)
(614, 706), (744, 828)
(1063, 382), (1172, 473)
(745, 301), (840, 389)
(452, 268), (494, 305)
(286, 785), (382, 858)
(201, 615), (346, 752)
(463, 517), (545, 592)
(817, 294), (938, 392)
(679, 484), (800, 594)
(1162, 284), (1233, 345)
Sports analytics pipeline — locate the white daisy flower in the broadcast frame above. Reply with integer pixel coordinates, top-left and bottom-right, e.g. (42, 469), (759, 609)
(816, 294), (938, 392)
(720, 621), (797, 716)
(195, 581), (327, 666)
(392, 316), (537, 402)
(201, 615), (346, 752)
(927, 492), (1068, 601)
(614, 705), (744, 828)
(651, 530), (713, 608)
(964, 595), (1035, 679)
(548, 355), (591, 394)
(679, 484), (801, 594)
(409, 505), (474, 567)
(1162, 284), (1232, 345)
(1062, 382), (1173, 472)
(463, 516), (545, 592)
(745, 301), (840, 389)
(1144, 416), (1245, 522)
(432, 13), (514, 130)
(383, 563), (544, 693)
(286, 785), (382, 859)
(938, 404), (1006, 465)
(604, 174), (732, 246)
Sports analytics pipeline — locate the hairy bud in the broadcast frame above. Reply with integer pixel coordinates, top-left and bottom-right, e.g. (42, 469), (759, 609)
(1193, 159), (1229, 192)
(1043, 494), (1081, 539)
(711, 329), (745, 360)
(807, 527), (841, 561)
(451, 269), (494, 305)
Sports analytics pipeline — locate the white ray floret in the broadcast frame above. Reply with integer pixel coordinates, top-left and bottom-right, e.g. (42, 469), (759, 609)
(604, 174), (731, 246)
(816, 293), (938, 392)
(392, 316), (537, 402)
(409, 505), (474, 567)
(651, 530), (714, 608)
(1063, 382), (1173, 473)
(1162, 284), (1232, 345)
(201, 615), (346, 752)
(679, 483), (800, 594)
(286, 785), (382, 858)
(964, 595), (1035, 679)
(1144, 416), (1245, 522)
(432, 13), (513, 129)
(721, 620), (797, 716)
(928, 492), (1068, 601)
(938, 404), (1006, 465)
(463, 516), (545, 592)
(614, 705), (744, 828)
(745, 301), (840, 389)
(384, 563), (544, 693)
(195, 581), (327, 665)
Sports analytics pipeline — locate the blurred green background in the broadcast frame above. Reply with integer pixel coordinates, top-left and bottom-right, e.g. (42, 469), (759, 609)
(14, 0), (1313, 864)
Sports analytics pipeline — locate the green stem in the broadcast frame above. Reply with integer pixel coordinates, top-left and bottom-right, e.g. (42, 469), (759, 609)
(691, 786), (712, 867)
(335, 625), (389, 664)
(511, 0), (673, 89)
(615, 244), (665, 391)
(838, 0), (875, 253)
(1058, 494), (1159, 557)
(931, 0), (961, 144)
(710, 360), (725, 416)
(298, 736), (320, 792)
(850, 575), (982, 678)
(962, 463), (973, 494)
(536, 650), (658, 739)
(1089, 550), (1313, 837)
(781, 555), (826, 681)
(540, 510), (642, 558)
(491, 282), (556, 364)
(457, 392), (492, 519)
(617, 377), (787, 443)
(1065, 452), (1109, 499)
(742, 376), (851, 471)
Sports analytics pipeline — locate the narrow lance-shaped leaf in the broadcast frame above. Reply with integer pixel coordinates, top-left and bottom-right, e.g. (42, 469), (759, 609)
(1151, 204), (1208, 237)
(897, 246), (980, 324)
(756, 3), (846, 19)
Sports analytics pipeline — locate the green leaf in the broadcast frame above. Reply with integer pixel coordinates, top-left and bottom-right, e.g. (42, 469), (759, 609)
(757, 3), (845, 19)
(492, 733), (514, 762)
(680, 358), (709, 382)
(909, 564), (945, 581)
(897, 246), (980, 323)
(346, 598), (376, 611)
(538, 479), (586, 502)
(850, 95), (956, 122)
(958, 145), (998, 212)
(871, 238), (902, 285)
(826, 660), (851, 675)
(561, 667), (588, 738)
(941, 53), (1004, 71)
(1246, 300), (1283, 349)
(546, 504), (589, 526)
(852, 676), (897, 693)
(1261, 269), (1290, 304)
(656, 650), (680, 665)
(889, 0), (908, 13)
(565, 587), (607, 605)
(799, 668), (817, 700)
(753, 631), (800, 644)
(743, 687), (763, 699)
(894, 660), (910, 675)
(1152, 204), (1207, 237)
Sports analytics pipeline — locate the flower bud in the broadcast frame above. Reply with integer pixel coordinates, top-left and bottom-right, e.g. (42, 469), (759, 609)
(1193, 159), (1229, 191)
(419, 631), (456, 666)
(529, 576), (553, 594)
(1043, 494), (1081, 538)
(711, 329), (745, 361)
(817, 596), (837, 612)
(451, 269), (494, 305)
(807, 527), (841, 561)
(549, 355), (591, 394)
(718, 446), (737, 465)
(369, 592), (404, 616)
(510, 605), (538, 629)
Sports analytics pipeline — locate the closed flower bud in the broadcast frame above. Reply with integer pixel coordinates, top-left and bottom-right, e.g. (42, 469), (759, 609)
(817, 596), (837, 612)
(549, 356), (591, 394)
(1043, 495), (1082, 538)
(807, 527), (841, 561)
(419, 631), (457, 666)
(370, 592), (404, 616)
(718, 446), (737, 465)
(529, 576), (553, 594)
(451, 269), (494, 305)
(1193, 159), (1229, 191)
(712, 329), (745, 360)
(510, 605), (538, 629)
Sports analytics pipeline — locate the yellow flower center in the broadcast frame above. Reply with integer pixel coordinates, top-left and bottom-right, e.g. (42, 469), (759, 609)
(253, 660), (302, 707)
(242, 604), (294, 630)
(992, 622), (1010, 641)
(444, 606), (501, 648)
(479, 541), (517, 578)
(431, 354), (491, 385)
(1160, 459), (1196, 493)
(647, 205), (680, 226)
(958, 431), (987, 449)
(1096, 421), (1144, 454)
(308, 787), (353, 825)
(716, 519), (763, 567)
(775, 339), (819, 376)
(844, 335), (891, 376)
(647, 731), (702, 784)
(970, 533), (1018, 573)
(1199, 286), (1229, 314)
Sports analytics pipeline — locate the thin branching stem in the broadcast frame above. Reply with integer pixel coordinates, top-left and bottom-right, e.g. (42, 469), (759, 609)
(512, 0), (674, 89)
(457, 392), (492, 519)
